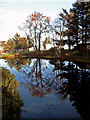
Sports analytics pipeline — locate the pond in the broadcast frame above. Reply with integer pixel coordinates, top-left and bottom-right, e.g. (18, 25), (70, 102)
(0, 58), (90, 119)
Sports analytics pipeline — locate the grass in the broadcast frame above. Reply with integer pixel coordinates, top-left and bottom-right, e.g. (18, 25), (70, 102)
(63, 50), (90, 63)
(0, 53), (15, 58)
(19, 51), (35, 54)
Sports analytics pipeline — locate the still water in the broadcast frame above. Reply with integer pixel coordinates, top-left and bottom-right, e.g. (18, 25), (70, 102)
(0, 58), (90, 119)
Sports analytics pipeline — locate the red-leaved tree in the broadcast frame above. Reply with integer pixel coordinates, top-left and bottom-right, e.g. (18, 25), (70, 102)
(21, 11), (50, 51)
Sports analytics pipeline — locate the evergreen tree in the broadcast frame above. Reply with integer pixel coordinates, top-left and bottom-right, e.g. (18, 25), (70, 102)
(59, 9), (74, 50)
(72, 1), (90, 50)
(58, 1), (90, 50)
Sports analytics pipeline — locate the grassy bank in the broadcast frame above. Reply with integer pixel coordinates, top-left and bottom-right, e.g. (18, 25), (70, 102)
(19, 50), (90, 63)
(0, 53), (15, 59)
(0, 50), (90, 63)
(62, 50), (90, 63)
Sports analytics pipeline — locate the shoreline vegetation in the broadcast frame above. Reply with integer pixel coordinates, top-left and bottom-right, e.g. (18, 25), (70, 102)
(1, 2), (89, 65)
(0, 50), (90, 63)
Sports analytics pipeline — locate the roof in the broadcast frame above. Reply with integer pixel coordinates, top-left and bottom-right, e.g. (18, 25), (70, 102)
(0, 41), (6, 44)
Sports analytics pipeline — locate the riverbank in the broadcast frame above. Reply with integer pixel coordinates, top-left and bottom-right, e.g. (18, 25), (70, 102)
(0, 53), (15, 59)
(0, 50), (90, 63)
(19, 50), (90, 63)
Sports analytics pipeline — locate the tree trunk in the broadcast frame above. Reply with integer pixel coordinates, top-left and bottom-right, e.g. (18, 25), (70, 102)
(76, 25), (78, 49)
(68, 35), (70, 50)
(38, 33), (41, 51)
(34, 27), (37, 51)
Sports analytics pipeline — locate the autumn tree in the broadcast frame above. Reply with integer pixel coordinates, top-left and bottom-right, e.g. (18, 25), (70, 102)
(42, 36), (51, 50)
(21, 11), (50, 51)
(6, 38), (16, 51)
(13, 33), (20, 49)
(4, 33), (30, 52)
(3, 33), (20, 52)
(17, 37), (29, 49)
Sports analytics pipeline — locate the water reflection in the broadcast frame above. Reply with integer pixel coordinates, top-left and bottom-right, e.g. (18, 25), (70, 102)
(1, 68), (24, 119)
(20, 59), (53, 98)
(6, 58), (31, 71)
(50, 59), (90, 120)
(1, 58), (90, 119)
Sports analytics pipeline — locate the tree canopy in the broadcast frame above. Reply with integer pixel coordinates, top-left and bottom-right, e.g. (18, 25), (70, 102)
(20, 11), (50, 51)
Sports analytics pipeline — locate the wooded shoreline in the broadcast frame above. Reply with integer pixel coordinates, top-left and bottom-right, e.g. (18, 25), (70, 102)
(0, 50), (90, 63)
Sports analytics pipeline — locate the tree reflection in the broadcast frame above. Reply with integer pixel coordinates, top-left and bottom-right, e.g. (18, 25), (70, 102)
(20, 59), (69, 98)
(2, 68), (24, 119)
(7, 58), (31, 71)
(20, 59), (52, 98)
(6, 57), (90, 119)
(19, 58), (90, 119)
(50, 60), (90, 120)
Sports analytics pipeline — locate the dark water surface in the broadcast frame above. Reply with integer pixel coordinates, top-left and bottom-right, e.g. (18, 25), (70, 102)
(0, 58), (90, 119)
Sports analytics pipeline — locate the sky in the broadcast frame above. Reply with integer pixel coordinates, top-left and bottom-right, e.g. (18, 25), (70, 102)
(0, 0), (76, 42)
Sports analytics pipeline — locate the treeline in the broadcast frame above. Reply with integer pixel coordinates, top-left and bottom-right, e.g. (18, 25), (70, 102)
(59, 1), (90, 50)
(3, 33), (30, 52)
(4, 1), (90, 52)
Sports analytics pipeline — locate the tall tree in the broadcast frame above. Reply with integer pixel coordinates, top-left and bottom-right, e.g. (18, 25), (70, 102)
(21, 11), (50, 51)
(53, 18), (62, 49)
(13, 33), (20, 49)
(78, 2), (90, 49)
(59, 8), (75, 50)
(58, 1), (90, 51)
(72, 1), (90, 50)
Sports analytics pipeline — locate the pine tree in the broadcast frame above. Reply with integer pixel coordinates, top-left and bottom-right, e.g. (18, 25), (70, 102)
(72, 1), (90, 50)
(59, 9), (74, 50)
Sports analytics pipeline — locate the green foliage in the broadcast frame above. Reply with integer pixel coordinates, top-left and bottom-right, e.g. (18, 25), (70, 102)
(3, 33), (30, 52)
(7, 58), (31, 71)
(6, 38), (16, 51)
(13, 34), (30, 50)
(59, 1), (90, 51)
(2, 68), (24, 119)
